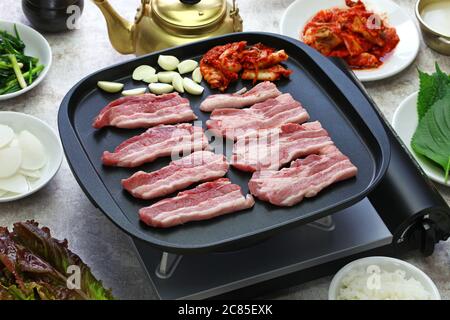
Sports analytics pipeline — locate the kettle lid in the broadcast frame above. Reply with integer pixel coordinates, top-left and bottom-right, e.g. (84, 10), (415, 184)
(152, 0), (226, 28)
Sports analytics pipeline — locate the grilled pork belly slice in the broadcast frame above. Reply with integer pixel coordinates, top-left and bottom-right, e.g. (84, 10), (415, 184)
(206, 93), (309, 141)
(93, 93), (197, 129)
(248, 145), (358, 206)
(139, 178), (255, 228)
(122, 151), (229, 200)
(199, 81), (281, 112)
(102, 124), (209, 168)
(231, 121), (333, 172)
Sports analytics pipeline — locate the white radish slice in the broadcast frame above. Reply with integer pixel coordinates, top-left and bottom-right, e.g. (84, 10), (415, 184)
(18, 131), (47, 171)
(0, 125), (14, 148)
(20, 169), (41, 179)
(183, 77), (204, 95)
(149, 83), (174, 95)
(0, 189), (7, 197)
(158, 55), (180, 71)
(9, 138), (19, 148)
(192, 67), (203, 83)
(0, 146), (22, 178)
(142, 74), (159, 84)
(122, 88), (147, 96)
(132, 65), (156, 81)
(172, 73), (184, 93)
(97, 81), (124, 93)
(0, 174), (28, 194)
(157, 71), (178, 83)
(178, 60), (198, 74)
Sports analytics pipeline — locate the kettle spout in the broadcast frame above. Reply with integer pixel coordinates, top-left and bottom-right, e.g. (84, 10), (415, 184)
(93, 0), (135, 54)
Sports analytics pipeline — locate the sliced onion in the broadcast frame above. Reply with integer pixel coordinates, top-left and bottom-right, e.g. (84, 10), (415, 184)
(157, 71), (178, 83)
(97, 81), (124, 93)
(18, 131), (47, 171)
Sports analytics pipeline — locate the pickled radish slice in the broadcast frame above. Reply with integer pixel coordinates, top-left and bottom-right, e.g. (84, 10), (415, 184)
(0, 125), (14, 148)
(18, 131), (47, 170)
(20, 169), (41, 179)
(0, 146), (22, 178)
(0, 174), (28, 194)
(0, 189), (7, 197)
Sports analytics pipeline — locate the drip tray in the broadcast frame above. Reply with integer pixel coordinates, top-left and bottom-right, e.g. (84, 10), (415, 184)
(132, 198), (393, 300)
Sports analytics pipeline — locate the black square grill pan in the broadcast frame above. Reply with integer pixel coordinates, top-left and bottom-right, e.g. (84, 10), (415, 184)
(58, 32), (390, 254)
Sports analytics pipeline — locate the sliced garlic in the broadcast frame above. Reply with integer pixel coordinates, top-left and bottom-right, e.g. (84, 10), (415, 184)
(183, 77), (204, 95)
(142, 74), (159, 84)
(158, 55), (180, 71)
(192, 67), (203, 83)
(149, 83), (174, 95)
(172, 73), (184, 93)
(178, 59), (198, 74)
(97, 81), (124, 93)
(122, 88), (147, 96)
(158, 71), (178, 83)
(132, 65), (156, 81)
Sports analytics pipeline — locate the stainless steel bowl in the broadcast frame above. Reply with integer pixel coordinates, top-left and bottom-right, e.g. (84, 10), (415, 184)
(416, 0), (450, 55)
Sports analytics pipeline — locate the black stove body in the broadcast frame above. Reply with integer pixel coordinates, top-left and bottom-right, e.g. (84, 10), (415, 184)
(131, 59), (450, 300)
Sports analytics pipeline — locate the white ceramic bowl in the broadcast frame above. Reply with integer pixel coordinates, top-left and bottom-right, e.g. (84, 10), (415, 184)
(393, 91), (449, 187)
(329, 256), (441, 300)
(280, 0), (420, 82)
(0, 111), (63, 202)
(0, 20), (52, 100)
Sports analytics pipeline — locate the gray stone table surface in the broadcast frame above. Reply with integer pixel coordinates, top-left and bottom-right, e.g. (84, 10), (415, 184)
(0, 0), (449, 300)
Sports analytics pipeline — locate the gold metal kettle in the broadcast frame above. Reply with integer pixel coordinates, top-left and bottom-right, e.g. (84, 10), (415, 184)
(93, 0), (243, 55)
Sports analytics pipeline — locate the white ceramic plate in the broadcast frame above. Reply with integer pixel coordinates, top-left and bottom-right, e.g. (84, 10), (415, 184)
(0, 112), (63, 202)
(393, 91), (449, 186)
(0, 20), (52, 100)
(329, 256), (441, 300)
(280, 0), (420, 82)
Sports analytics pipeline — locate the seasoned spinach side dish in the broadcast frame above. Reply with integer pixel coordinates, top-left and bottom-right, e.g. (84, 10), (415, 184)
(0, 25), (44, 95)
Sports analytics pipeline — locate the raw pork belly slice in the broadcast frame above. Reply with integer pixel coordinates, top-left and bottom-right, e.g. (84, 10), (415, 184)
(206, 93), (309, 140)
(139, 178), (255, 228)
(199, 81), (281, 112)
(93, 93), (197, 129)
(102, 124), (209, 168)
(232, 121), (333, 172)
(248, 145), (358, 206)
(122, 151), (229, 200)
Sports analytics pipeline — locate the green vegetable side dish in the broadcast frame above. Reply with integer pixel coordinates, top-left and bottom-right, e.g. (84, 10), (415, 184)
(412, 63), (450, 182)
(0, 221), (114, 300)
(0, 25), (44, 95)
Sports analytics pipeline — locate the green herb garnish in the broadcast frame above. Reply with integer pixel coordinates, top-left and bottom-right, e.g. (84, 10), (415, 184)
(412, 64), (450, 182)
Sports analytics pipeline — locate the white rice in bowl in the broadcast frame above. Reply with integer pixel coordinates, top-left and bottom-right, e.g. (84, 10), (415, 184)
(337, 267), (431, 300)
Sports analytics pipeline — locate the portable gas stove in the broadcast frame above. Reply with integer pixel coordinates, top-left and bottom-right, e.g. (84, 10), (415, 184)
(130, 59), (450, 300)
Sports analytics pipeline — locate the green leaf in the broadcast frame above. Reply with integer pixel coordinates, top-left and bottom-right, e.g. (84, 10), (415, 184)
(417, 63), (450, 120)
(12, 221), (114, 300)
(412, 90), (450, 178)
